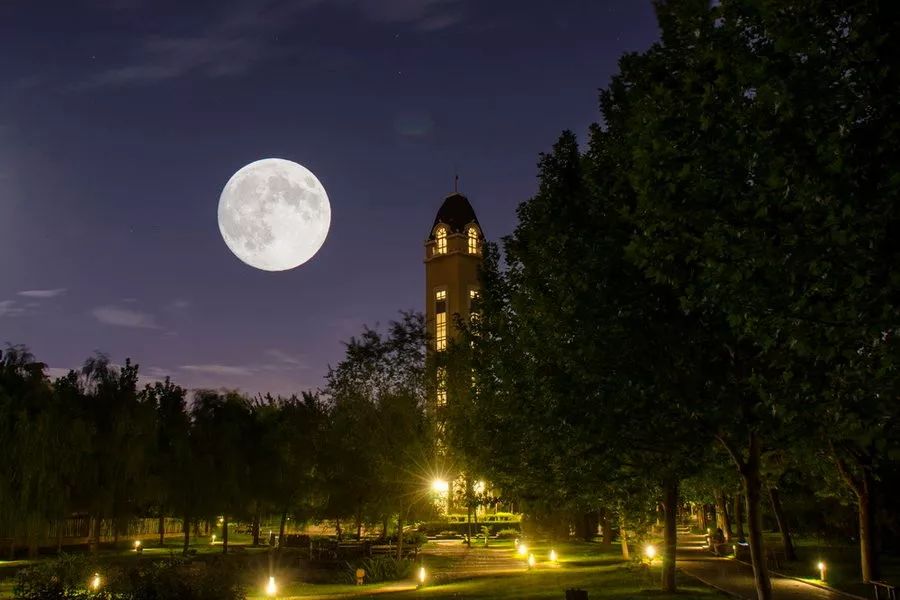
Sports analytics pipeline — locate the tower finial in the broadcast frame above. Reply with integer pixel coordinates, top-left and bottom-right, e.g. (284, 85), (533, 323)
(454, 173), (459, 193)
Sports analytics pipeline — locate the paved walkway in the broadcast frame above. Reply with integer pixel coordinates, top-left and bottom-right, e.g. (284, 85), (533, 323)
(677, 532), (858, 600)
(425, 539), (527, 579)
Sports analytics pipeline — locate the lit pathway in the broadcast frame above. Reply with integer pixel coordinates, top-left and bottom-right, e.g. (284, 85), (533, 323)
(424, 539), (528, 579)
(677, 532), (860, 600)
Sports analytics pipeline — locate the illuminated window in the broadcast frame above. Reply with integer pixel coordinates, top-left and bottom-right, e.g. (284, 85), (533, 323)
(435, 227), (447, 255)
(467, 227), (479, 254)
(436, 367), (447, 406)
(435, 290), (447, 351)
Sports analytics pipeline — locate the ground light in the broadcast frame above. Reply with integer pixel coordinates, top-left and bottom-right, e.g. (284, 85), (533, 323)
(732, 544), (737, 558)
(133, 540), (142, 553)
(549, 549), (558, 563)
(517, 543), (528, 557)
(210, 534), (216, 544)
(266, 576), (277, 597)
(89, 573), (101, 591)
(418, 566), (427, 587)
(644, 544), (657, 563)
(527, 553), (536, 569)
(817, 561), (827, 581)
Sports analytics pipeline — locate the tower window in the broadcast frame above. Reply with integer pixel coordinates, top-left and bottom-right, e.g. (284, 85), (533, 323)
(435, 289), (447, 351)
(436, 367), (447, 406)
(467, 226), (479, 254)
(435, 227), (447, 255)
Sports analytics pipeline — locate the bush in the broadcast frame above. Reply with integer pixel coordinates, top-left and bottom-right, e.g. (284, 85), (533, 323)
(14, 555), (245, 600)
(351, 557), (414, 583)
(496, 528), (520, 539)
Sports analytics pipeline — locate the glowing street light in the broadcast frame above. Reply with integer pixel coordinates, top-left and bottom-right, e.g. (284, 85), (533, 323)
(431, 479), (449, 494)
(527, 553), (536, 569)
(818, 561), (827, 581)
(418, 566), (427, 587)
(266, 576), (277, 597)
(89, 573), (101, 591)
(133, 539), (142, 552)
(644, 544), (657, 563)
(549, 549), (558, 563)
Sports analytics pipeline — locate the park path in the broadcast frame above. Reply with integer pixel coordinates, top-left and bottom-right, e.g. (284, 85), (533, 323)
(676, 531), (859, 600)
(424, 539), (528, 579)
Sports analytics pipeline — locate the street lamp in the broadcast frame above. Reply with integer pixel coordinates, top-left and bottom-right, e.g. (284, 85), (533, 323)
(516, 542), (528, 557)
(644, 544), (657, 563)
(431, 479), (449, 493)
(527, 553), (536, 569)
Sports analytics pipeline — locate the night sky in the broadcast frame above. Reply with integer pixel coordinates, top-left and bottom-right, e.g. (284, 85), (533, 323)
(1, 0), (659, 395)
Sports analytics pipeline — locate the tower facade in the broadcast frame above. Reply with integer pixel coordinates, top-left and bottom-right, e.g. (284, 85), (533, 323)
(425, 192), (483, 364)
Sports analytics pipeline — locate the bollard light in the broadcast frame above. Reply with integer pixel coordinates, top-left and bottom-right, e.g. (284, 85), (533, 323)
(210, 534), (216, 544)
(266, 576), (277, 597)
(732, 544), (737, 557)
(549, 549), (558, 562)
(644, 544), (657, 562)
(527, 553), (536, 569)
(517, 542), (528, 557)
(418, 566), (427, 586)
(817, 561), (826, 581)
(90, 573), (101, 591)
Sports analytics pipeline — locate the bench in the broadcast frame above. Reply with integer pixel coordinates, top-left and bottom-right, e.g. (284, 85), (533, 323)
(872, 581), (896, 600)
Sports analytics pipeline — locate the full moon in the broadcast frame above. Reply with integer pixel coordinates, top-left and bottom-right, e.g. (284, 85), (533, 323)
(217, 158), (331, 271)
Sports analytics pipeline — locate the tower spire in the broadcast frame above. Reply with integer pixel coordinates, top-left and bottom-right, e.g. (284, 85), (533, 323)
(454, 173), (459, 193)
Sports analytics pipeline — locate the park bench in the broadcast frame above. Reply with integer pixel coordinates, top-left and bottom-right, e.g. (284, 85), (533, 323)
(765, 548), (785, 570)
(872, 581), (897, 600)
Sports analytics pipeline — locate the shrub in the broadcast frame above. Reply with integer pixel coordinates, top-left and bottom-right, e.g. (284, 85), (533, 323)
(496, 528), (520, 539)
(352, 556), (414, 583)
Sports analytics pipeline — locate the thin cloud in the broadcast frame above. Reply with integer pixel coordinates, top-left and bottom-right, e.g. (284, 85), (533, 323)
(18, 288), (67, 299)
(180, 364), (254, 377)
(265, 348), (307, 367)
(0, 300), (25, 318)
(91, 305), (159, 329)
(80, 0), (465, 89)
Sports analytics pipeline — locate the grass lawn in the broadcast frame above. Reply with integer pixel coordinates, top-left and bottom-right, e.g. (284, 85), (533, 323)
(760, 535), (900, 598)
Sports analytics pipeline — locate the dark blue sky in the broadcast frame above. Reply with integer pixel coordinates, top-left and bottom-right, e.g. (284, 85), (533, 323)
(0, 0), (659, 394)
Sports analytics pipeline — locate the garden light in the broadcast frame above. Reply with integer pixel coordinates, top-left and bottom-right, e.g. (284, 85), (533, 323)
(90, 573), (101, 591)
(418, 566), (427, 586)
(517, 542), (528, 557)
(211, 534), (216, 544)
(644, 544), (657, 561)
(818, 561), (826, 581)
(527, 553), (536, 569)
(549, 549), (558, 562)
(133, 540), (142, 552)
(266, 576), (277, 597)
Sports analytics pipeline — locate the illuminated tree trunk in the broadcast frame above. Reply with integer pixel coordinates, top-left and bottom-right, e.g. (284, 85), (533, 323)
(661, 479), (678, 593)
(396, 511), (405, 560)
(716, 491), (733, 542)
(252, 508), (261, 546)
(182, 511), (190, 555)
(832, 448), (881, 582)
(620, 514), (630, 560)
(278, 509), (288, 552)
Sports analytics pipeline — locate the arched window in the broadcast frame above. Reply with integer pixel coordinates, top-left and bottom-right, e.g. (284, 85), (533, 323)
(467, 226), (479, 254)
(435, 227), (447, 255)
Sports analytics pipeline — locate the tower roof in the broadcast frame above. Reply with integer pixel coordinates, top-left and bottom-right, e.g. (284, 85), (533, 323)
(429, 192), (480, 239)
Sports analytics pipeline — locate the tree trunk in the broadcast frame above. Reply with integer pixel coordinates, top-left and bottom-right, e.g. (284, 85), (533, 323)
(857, 475), (880, 582)
(741, 433), (772, 600)
(601, 508), (612, 546)
(56, 518), (63, 554)
(661, 479), (678, 592)
(832, 448), (881, 582)
(159, 514), (165, 545)
(381, 516), (389, 541)
(252, 508), (261, 546)
(278, 509), (288, 552)
(355, 509), (363, 541)
(620, 514), (630, 560)
(222, 514), (228, 554)
(396, 511), (404, 560)
(182, 512), (190, 555)
(768, 487), (796, 561)
(700, 504), (708, 532)
(715, 491), (732, 542)
(734, 493), (745, 541)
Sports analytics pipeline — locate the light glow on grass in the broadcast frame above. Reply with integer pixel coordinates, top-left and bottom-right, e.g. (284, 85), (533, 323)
(90, 573), (101, 591)
(266, 576), (277, 597)
(516, 543), (528, 557)
(549, 549), (558, 562)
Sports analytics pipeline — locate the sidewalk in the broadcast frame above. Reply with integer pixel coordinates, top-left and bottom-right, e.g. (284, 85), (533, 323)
(677, 533), (858, 600)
